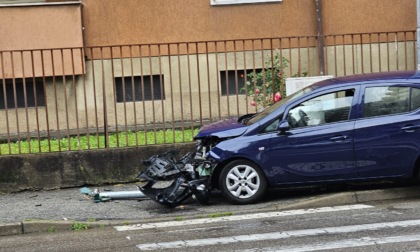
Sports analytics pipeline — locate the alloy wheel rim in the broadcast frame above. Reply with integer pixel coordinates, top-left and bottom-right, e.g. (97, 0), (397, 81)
(225, 164), (260, 199)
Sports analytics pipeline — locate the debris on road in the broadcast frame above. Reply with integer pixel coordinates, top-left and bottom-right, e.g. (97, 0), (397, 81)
(79, 187), (147, 203)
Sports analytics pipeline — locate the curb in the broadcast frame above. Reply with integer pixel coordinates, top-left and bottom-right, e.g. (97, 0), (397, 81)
(275, 185), (420, 211)
(1, 186), (420, 237)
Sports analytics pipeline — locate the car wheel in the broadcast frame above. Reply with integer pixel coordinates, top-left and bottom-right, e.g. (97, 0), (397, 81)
(219, 160), (267, 204)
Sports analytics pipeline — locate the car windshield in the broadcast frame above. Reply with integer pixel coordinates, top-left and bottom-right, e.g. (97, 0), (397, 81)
(245, 86), (315, 125)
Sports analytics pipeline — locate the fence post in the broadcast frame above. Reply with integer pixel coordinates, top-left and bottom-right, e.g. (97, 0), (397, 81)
(315, 0), (325, 75)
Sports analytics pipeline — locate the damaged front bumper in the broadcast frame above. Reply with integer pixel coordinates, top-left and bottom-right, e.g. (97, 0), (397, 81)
(137, 150), (214, 207)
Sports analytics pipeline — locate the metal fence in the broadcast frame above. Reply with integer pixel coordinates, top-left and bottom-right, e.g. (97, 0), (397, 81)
(0, 30), (417, 155)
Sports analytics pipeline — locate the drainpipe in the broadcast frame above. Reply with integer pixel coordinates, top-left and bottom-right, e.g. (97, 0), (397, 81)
(315, 0), (325, 75)
(417, 0), (420, 70)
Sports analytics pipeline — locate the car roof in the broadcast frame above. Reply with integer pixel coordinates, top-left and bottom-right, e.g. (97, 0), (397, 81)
(312, 70), (419, 89)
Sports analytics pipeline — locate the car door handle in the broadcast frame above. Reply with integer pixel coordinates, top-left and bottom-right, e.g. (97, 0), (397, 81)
(401, 125), (420, 133)
(330, 135), (349, 142)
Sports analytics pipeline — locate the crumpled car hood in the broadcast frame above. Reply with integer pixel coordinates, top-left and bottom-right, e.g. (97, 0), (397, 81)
(194, 118), (248, 139)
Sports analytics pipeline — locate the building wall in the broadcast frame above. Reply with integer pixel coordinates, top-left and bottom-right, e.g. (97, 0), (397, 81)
(1, 41), (416, 137)
(81, 0), (416, 47)
(0, 3), (84, 78)
(0, 0), (417, 142)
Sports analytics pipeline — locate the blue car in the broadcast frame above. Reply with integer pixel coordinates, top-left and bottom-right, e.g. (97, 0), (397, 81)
(139, 70), (420, 206)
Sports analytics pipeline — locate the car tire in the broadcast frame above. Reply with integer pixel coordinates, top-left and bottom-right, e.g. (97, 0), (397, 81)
(219, 159), (267, 204)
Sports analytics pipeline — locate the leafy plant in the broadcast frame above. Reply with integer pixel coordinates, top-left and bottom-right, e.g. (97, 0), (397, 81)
(71, 222), (90, 231)
(47, 226), (56, 232)
(242, 49), (307, 109)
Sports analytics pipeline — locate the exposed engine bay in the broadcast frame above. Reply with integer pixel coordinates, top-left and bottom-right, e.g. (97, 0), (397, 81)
(137, 114), (256, 207)
(137, 138), (220, 207)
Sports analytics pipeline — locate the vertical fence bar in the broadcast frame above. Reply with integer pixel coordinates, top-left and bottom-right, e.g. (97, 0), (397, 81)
(129, 46), (138, 146)
(157, 44), (166, 143)
(351, 35), (355, 75)
(89, 48), (99, 149)
(386, 33), (391, 71)
(10, 52), (22, 153)
(19, 51), (31, 153)
(342, 35), (346, 76)
(378, 33), (383, 72)
(414, 31), (417, 69)
(223, 41), (230, 117)
(368, 34), (373, 73)
(119, 46), (128, 146)
(186, 43), (195, 134)
(168, 43), (175, 143)
(99, 47), (108, 148)
(333, 35), (338, 76)
(110, 47), (120, 147)
(176, 43), (185, 142)
(233, 40), (240, 117)
(50, 50), (61, 151)
(205, 42), (213, 122)
(395, 32), (399, 71)
(287, 38), (293, 78)
(251, 40), (257, 113)
(139, 45), (148, 145)
(30, 50), (42, 153)
(214, 41), (222, 120)
(80, 48), (90, 149)
(59, 49), (71, 150)
(195, 42), (203, 126)
(40, 50), (52, 152)
(307, 37), (311, 77)
(242, 39), (249, 115)
(70, 49), (81, 150)
(297, 37), (302, 77)
(261, 39), (267, 107)
(0, 52), (12, 154)
(148, 45), (157, 142)
(404, 32), (408, 70)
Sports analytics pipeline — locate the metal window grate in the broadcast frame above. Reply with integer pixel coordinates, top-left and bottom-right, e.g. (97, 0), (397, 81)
(0, 78), (45, 109)
(115, 75), (165, 102)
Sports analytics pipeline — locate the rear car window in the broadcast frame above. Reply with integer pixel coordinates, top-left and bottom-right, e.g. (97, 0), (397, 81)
(412, 87), (420, 111)
(364, 86), (410, 117)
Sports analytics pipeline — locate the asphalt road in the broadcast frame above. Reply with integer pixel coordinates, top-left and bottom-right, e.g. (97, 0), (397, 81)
(1, 180), (420, 237)
(3, 198), (420, 251)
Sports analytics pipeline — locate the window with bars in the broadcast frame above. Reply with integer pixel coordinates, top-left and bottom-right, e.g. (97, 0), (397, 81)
(115, 75), (165, 103)
(0, 78), (45, 109)
(220, 69), (262, 96)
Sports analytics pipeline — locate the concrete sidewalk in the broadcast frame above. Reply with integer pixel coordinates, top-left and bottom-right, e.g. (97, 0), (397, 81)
(1, 183), (420, 236)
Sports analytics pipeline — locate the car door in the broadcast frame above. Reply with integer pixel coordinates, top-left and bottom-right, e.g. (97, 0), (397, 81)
(264, 87), (359, 184)
(354, 84), (420, 178)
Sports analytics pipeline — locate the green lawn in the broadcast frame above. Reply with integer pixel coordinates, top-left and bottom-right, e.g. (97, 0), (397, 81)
(0, 128), (200, 155)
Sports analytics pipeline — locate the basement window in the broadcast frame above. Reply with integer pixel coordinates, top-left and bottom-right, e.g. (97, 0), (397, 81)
(115, 75), (165, 102)
(211, 0), (282, 5)
(0, 78), (45, 109)
(220, 69), (262, 96)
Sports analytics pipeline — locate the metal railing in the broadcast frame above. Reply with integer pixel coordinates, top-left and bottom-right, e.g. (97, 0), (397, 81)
(0, 30), (417, 155)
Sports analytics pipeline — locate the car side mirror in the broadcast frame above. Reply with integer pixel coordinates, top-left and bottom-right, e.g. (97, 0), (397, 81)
(277, 121), (290, 134)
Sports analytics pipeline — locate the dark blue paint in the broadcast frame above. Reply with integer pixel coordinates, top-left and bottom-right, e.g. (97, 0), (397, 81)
(196, 71), (420, 187)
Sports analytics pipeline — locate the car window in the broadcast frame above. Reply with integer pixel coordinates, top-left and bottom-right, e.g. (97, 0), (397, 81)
(245, 86), (314, 126)
(261, 118), (280, 133)
(364, 86), (410, 118)
(412, 87), (420, 111)
(287, 89), (354, 129)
